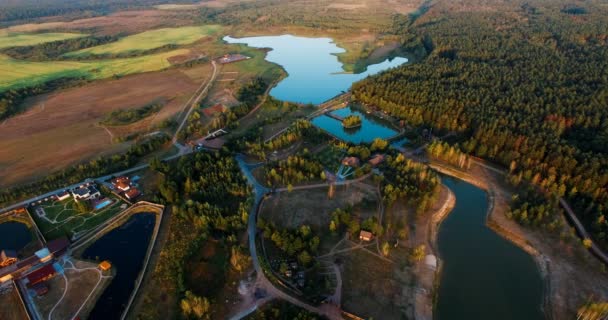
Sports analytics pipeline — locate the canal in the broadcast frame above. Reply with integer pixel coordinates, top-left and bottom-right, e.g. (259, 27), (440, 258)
(83, 213), (155, 320)
(436, 176), (544, 319)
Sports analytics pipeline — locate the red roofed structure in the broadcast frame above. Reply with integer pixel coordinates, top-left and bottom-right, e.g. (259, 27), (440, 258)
(26, 264), (56, 287)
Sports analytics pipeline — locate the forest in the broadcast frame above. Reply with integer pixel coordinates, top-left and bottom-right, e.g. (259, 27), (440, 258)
(352, 4), (608, 246)
(0, 36), (118, 61)
(0, 0), (197, 23)
(139, 150), (252, 319)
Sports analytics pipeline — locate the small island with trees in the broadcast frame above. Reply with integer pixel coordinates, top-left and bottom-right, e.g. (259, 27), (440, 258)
(342, 114), (362, 128)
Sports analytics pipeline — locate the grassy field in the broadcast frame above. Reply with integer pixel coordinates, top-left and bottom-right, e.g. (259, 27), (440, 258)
(65, 25), (221, 57)
(31, 196), (126, 240)
(0, 49), (187, 91)
(0, 32), (86, 49)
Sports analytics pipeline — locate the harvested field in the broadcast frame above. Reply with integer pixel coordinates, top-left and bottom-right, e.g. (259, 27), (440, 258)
(0, 284), (29, 320)
(65, 25), (222, 57)
(0, 10), (199, 36)
(339, 247), (414, 319)
(0, 65), (210, 186)
(0, 32), (86, 49)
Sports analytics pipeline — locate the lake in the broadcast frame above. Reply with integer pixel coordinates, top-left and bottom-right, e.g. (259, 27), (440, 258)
(0, 221), (32, 252)
(224, 34), (408, 104)
(436, 176), (544, 320)
(311, 106), (399, 144)
(83, 213), (155, 320)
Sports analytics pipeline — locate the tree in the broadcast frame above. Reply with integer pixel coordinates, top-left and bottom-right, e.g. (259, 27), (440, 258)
(410, 245), (426, 262)
(230, 246), (251, 272)
(381, 241), (390, 257)
(180, 291), (210, 319)
(583, 238), (593, 249)
(297, 250), (312, 266)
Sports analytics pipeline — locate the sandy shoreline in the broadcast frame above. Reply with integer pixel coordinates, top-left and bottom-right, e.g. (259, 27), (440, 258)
(428, 160), (608, 319)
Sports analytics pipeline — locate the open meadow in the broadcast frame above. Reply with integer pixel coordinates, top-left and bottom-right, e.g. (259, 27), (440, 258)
(0, 48), (190, 91)
(0, 32), (86, 49)
(65, 25), (222, 57)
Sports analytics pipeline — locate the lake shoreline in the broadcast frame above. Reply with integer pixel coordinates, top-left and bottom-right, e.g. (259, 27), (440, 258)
(429, 161), (551, 318)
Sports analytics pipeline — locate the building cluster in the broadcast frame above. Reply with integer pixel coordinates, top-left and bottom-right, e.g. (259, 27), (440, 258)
(111, 176), (142, 201)
(0, 238), (69, 296)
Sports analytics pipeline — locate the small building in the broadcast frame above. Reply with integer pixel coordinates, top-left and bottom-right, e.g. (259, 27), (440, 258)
(72, 185), (101, 201)
(125, 188), (141, 201)
(0, 250), (18, 268)
(368, 154), (385, 167)
(112, 176), (131, 192)
(56, 191), (70, 201)
(26, 264), (56, 287)
(359, 230), (373, 242)
(34, 248), (52, 264)
(341, 157), (360, 167)
(99, 260), (112, 271)
(47, 237), (70, 258)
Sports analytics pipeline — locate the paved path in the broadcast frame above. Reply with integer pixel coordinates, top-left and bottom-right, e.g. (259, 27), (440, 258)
(235, 156), (343, 320)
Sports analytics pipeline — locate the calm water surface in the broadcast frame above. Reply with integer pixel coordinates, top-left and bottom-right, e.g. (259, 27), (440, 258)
(311, 106), (398, 143)
(0, 222), (32, 251)
(83, 213), (155, 320)
(224, 34), (408, 104)
(437, 177), (544, 320)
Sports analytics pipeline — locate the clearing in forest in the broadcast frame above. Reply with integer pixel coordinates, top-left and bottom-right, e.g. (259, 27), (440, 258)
(65, 25), (222, 57)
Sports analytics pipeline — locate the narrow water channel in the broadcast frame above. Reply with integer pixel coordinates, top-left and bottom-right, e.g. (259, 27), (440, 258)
(311, 106), (399, 144)
(436, 176), (543, 319)
(83, 213), (155, 320)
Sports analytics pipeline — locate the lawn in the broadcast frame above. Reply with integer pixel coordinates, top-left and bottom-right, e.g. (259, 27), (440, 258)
(31, 196), (126, 240)
(0, 32), (86, 49)
(0, 49), (188, 90)
(65, 25), (222, 57)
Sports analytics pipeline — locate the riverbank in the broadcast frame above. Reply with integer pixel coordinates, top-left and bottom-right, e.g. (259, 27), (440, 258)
(430, 159), (608, 319)
(412, 184), (455, 320)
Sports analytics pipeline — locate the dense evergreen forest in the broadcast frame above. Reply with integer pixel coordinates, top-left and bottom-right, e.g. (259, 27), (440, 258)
(0, 0), (198, 23)
(352, 1), (608, 246)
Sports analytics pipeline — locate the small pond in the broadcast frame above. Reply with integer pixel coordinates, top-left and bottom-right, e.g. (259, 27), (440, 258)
(311, 106), (399, 144)
(0, 221), (33, 252)
(83, 213), (155, 320)
(223, 34), (408, 104)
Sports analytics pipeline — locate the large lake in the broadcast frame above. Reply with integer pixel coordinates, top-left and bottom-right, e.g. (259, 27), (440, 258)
(224, 34), (407, 104)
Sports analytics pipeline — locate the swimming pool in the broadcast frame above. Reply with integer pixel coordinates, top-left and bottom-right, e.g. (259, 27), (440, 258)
(94, 199), (113, 210)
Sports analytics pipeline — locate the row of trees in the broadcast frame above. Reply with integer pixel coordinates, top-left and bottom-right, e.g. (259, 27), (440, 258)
(0, 77), (88, 120)
(352, 6), (608, 245)
(1, 35), (117, 61)
(100, 101), (163, 126)
(0, 135), (170, 207)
